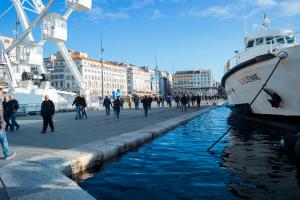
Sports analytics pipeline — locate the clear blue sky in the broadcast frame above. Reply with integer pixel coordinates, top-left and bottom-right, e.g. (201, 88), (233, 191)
(1, 0), (300, 81)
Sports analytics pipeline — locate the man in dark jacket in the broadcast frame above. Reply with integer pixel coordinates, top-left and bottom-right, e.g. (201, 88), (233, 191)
(72, 93), (82, 120)
(196, 95), (201, 108)
(103, 96), (112, 116)
(112, 97), (122, 119)
(148, 96), (153, 110)
(8, 95), (20, 131)
(3, 96), (12, 131)
(180, 94), (188, 112)
(175, 95), (180, 107)
(40, 95), (55, 134)
(81, 95), (87, 119)
(141, 96), (150, 117)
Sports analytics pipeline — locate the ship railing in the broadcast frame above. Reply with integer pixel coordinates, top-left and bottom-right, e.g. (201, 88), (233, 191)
(225, 31), (300, 72)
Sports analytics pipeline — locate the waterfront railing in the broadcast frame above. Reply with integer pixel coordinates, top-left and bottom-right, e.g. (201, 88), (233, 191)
(18, 102), (101, 116)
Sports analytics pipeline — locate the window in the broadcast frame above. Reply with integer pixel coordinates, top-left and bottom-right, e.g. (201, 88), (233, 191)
(247, 40), (254, 48)
(266, 37), (274, 44)
(286, 35), (295, 44)
(276, 36), (285, 44)
(4, 39), (10, 44)
(256, 38), (264, 46)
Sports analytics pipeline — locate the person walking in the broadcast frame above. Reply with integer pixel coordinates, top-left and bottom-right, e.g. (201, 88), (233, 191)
(112, 97), (122, 119)
(40, 95), (55, 134)
(167, 95), (172, 107)
(134, 97), (140, 110)
(161, 96), (165, 107)
(175, 95), (180, 107)
(8, 95), (20, 132)
(72, 93), (82, 120)
(196, 94), (201, 108)
(141, 96), (150, 117)
(81, 95), (87, 119)
(128, 97), (132, 110)
(187, 95), (191, 108)
(148, 96), (153, 110)
(120, 97), (125, 110)
(0, 87), (16, 160)
(191, 95), (196, 106)
(3, 96), (12, 131)
(156, 96), (160, 107)
(180, 94), (188, 112)
(103, 96), (112, 116)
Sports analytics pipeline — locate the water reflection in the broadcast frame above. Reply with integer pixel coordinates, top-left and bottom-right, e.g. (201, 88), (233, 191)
(78, 107), (300, 200)
(78, 107), (238, 200)
(223, 112), (300, 199)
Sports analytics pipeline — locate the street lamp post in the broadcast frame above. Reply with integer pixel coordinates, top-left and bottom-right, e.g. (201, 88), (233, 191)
(100, 28), (104, 99)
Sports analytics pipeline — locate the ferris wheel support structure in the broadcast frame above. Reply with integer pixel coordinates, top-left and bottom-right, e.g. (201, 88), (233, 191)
(4, 0), (93, 96)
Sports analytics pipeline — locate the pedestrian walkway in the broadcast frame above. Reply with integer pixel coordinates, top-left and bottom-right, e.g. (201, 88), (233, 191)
(0, 104), (213, 168)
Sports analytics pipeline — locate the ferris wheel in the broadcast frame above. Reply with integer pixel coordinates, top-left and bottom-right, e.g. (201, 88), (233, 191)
(0, 0), (92, 93)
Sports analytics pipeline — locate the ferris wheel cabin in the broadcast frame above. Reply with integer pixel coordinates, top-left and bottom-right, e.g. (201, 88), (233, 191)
(65, 0), (92, 12)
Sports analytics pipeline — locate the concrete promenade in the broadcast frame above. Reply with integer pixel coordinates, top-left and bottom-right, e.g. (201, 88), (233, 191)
(0, 102), (217, 199)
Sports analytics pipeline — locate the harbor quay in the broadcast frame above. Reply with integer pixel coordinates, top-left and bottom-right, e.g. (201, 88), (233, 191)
(0, 102), (217, 199)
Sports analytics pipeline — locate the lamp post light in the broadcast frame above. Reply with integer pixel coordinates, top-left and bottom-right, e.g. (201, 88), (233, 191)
(100, 28), (104, 100)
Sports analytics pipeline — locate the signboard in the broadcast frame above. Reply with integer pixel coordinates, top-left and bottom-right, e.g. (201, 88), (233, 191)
(112, 89), (122, 99)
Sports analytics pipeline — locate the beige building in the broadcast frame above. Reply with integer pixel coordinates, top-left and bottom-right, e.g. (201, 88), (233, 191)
(44, 51), (127, 98)
(173, 69), (213, 95)
(127, 65), (152, 96)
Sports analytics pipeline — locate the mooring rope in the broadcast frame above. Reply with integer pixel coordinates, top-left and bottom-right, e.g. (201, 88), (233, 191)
(0, 176), (9, 200)
(207, 52), (286, 152)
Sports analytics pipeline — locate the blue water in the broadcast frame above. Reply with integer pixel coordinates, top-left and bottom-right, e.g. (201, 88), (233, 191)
(78, 106), (300, 199)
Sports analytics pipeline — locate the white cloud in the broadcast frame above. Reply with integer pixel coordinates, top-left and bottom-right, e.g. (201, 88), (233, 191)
(150, 9), (163, 20)
(279, 0), (300, 16)
(184, 5), (240, 19)
(127, 0), (155, 10)
(256, 0), (278, 7)
(87, 6), (129, 21)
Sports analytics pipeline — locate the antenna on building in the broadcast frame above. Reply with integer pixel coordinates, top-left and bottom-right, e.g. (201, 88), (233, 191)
(155, 55), (158, 70)
(172, 64), (175, 75)
(261, 14), (270, 31)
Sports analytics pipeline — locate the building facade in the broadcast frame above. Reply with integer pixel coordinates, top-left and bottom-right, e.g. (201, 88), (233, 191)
(44, 50), (177, 99)
(127, 65), (152, 96)
(44, 51), (127, 98)
(173, 69), (213, 95)
(159, 71), (173, 96)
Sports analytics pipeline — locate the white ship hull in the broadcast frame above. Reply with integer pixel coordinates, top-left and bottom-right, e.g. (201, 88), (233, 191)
(222, 45), (300, 116)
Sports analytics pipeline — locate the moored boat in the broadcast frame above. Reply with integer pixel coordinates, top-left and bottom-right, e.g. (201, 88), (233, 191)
(222, 15), (300, 118)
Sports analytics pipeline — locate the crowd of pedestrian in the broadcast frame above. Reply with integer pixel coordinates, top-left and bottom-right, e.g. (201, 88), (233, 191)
(3, 94), (20, 132)
(0, 87), (16, 160)
(98, 93), (224, 118)
(0, 88), (225, 161)
(72, 92), (88, 120)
